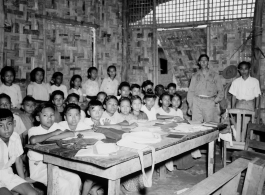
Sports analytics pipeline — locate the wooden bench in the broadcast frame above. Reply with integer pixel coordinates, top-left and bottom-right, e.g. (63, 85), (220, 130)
(181, 158), (265, 195)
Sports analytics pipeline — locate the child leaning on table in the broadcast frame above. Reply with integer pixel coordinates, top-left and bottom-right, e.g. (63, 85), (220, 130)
(27, 102), (81, 195)
(85, 99), (104, 127)
(0, 109), (38, 195)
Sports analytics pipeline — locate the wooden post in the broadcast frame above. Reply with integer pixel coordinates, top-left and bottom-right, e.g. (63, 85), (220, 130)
(108, 179), (120, 195)
(153, 0), (158, 85)
(0, 0), (4, 69)
(208, 141), (215, 176)
(121, 0), (128, 81)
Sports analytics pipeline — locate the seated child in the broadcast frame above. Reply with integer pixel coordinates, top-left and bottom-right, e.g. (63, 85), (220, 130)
(154, 84), (165, 110)
(119, 97), (137, 123)
(0, 66), (22, 109)
(141, 93), (157, 121)
(171, 93), (184, 119)
(66, 93), (86, 121)
(0, 109), (38, 195)
(85, 100), (104, 127)
(130, 84), (141, 97)
(131, 95), (148, 120)
(0, 93), (26, 136)
(27, 103), (81, 194)
(167, 83), (177, 95)
(68, 75), (83, 102)
(51, 90), (65, 122)
(50, 72), (68, 98)
(96, 91), (107, 104)
(117, 81), (130, 100)
(156, 92), (183, 121)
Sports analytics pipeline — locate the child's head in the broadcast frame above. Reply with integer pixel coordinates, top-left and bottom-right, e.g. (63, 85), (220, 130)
(22, 96), (36, 115)
(103, 95), (118, 115)
(238, 61), (251, 77)
(0, 109), (15, 142)
(87, 67), (98, 81)
(155, 84), (165, 97)
(171, 93), (182, 109)
(118, 82), (130, 97)
(51, 90), (64, 108)
(107, 65), (116, 79)
(119, 97), (131, 115)
(70, 75), (82, 89)
(159, 92), (171, 107)
(167, 83), (176, 95)
(34, 103), (55, 129)
(97, 91), (107, 103)
(0, 93), (12, 109)
(63, 103), (81, 127)
(30, 67), (45, 84)
(130, 84), (141, 96)
(0, 66), (15, 86)
(142, 80), (154, 94)
(131, 95), (142, 112)
(87, 100), (104, 121)
(66, 93), (80, 104)
(143, 93), (156, 109)
(51, 72), (63, 86)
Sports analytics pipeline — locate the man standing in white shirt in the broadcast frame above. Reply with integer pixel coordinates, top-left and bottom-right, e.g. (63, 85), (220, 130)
(229, 61), (261, 111)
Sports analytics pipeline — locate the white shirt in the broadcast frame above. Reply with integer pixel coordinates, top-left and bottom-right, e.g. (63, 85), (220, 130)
(27, 82), (51, 101)
(68, 88), (83, 102)
(83, 118), (95, 128)
(100, 111), (125, 124)
(229, 76), (261, 101)
(82, 79), (100, 97)
(100, 77), (119, 96)
(59, 121), (92, 131)
(14, 114), (27, 135)
(141, 105), (157, 121)
(0, 84), (22, 108)
(50, 85), (68, 99)
(156, 107), (183, 119)
(0, 132), (23, 170)
(27, 123), (65, 161)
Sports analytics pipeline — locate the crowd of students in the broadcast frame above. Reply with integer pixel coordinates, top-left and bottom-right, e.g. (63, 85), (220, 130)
(0, 64), (184, 195)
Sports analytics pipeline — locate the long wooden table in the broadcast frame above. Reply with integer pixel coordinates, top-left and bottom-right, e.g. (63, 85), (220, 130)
(27, 128), (219, 195)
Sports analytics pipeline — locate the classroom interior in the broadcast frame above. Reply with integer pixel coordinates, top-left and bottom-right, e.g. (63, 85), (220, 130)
(1, 0), (265, 195)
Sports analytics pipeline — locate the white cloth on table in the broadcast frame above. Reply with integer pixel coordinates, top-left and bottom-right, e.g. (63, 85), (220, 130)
(0, 84), (22, 108)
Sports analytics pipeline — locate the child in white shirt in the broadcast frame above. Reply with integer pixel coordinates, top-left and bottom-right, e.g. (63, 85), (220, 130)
(66, 93), (86, 121)
(51, 90), (65, 122)
(116, 82), (130, 100)
(0, 66), (22, 109)
(50, 72), (68, 99)
(27, 67), (50, 101)
(85, 100), (104, 127)
(171, 93), (184, 119)
(131, 95), (148, 120)
(83, 67), (101, 101)
(119, 97), (137, 123)
(68, 75), (84, 102)
(130, 84), (141, 96)
(0, 109), (38, 195)
(141, 93), (157, 121)
(100, 65), (119, 95)
(28, 103), (81, 194)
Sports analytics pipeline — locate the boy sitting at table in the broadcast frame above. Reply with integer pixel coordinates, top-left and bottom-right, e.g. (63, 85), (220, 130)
(27, 102), (81, 195)
(0, 109), (38, 195)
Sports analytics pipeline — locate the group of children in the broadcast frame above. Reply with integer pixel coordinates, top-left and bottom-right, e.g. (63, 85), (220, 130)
(0, 64), (185, 195)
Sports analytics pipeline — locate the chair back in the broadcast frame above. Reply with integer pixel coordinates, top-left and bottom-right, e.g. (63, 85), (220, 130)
(228, 109), (255, 142)
(245, 123), (265, 152)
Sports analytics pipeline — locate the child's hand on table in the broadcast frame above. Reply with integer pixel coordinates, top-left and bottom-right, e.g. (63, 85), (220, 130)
(102, 118), (111, 125)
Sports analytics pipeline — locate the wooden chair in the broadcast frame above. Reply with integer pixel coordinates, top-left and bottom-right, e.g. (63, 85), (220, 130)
(232, 123), (265, 161)
(181, 158), (265, 195)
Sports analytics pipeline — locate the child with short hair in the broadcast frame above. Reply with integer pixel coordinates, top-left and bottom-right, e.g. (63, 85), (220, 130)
(50, 72), (68, 98)
(131, 95), (148, 120)
(167, 83), (177, 95)
(0, 93), (26, 136)
(141, 93), (157, 121)
(100, 65), (119, 95)
(0, 66), (22, 109)
(0, 109), (38, 195)
(96, 91), (107, 104)
(28, 103), (81, 194)
(86, 100), (104, 127)
(130, 84), (141, 96)
(141, 80), (154, 96)
(27, 67), (50, 102)
(51, 90), (65, 122)
(83, 67), (101, 101)
(154, 84), (165, 109)
(171, 93), (184, 118)
(66, 93), (86, 121)
(117, 81), (130, 99)
(119, 97), (137, 123)
(68, 75), (83, 102)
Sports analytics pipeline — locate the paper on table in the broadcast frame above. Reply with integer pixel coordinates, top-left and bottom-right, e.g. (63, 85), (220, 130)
(170, 123), (212, 133)
(64, 131), (106, 140)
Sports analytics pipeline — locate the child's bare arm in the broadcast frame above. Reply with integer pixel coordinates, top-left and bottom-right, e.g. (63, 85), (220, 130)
(15, 156), (25, 179)
(47, 131), (75, 140)
(29, 129), (62, 144)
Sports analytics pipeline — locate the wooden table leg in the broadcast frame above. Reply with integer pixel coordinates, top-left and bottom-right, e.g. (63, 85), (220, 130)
(47, 164), (55, 195)
(208, 141), (215, 176)
(223, 140), (227, 167)
(159, 164), (167, 179)
(108, 179), (120, 195)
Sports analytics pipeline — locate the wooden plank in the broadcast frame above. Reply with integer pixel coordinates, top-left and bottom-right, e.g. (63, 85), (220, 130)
(0, 0), (4, 69)
(257, 165), (265, 195)
(159, 164), (167, 179)
(181, 158), (249, 195)
(220, 173), (241, 195)
(236, 113), (242, 142)
(208, 141), (215, 176)
(248, 140), (265, 151)
(47, 164), (55, 195)
(108, 179), (120, 195)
